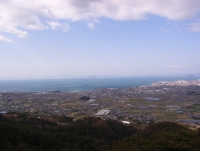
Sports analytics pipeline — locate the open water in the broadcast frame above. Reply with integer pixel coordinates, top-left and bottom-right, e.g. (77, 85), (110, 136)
(0, 76), (199, 92)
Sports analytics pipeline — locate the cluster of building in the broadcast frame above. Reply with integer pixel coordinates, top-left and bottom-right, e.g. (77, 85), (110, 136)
(0, 79), (200, 124)
(151, 79), (200, 87)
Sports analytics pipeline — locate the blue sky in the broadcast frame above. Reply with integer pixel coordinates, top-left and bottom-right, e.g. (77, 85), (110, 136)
(0, 0), (200, 79)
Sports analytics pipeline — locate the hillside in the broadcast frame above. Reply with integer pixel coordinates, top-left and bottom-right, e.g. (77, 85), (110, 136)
(0, 115), (200, 151)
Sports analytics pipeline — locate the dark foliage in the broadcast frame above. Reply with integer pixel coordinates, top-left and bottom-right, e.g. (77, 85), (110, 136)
(56, 115), (73, 123)
(108, 122), (200, 151)
(0, 116), (135, 151)
(1, 116), (200, 151)
(79, 96), (90, 101)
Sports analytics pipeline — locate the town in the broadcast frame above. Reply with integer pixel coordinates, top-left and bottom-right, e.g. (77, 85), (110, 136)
(0, 79), (200, 126)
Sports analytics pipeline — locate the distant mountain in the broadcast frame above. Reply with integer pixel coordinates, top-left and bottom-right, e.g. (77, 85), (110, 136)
(187, 73), (200, 77)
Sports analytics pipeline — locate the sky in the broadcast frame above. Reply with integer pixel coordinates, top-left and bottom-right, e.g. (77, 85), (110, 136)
(0, 0), (200, 80)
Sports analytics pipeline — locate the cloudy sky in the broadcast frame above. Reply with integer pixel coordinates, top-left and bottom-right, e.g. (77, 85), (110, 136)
(0, 0), (200, 79)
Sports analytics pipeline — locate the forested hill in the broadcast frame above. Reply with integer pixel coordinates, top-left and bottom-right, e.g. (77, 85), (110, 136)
(0, 114), (200, 151)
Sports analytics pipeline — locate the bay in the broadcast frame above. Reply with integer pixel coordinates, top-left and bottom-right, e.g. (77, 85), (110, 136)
(0, 76), (199, 92)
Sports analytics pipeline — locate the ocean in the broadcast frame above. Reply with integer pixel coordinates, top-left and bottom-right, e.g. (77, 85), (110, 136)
(0, 76), (199, 92)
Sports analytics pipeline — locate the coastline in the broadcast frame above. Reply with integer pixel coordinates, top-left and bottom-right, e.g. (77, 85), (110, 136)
(0, 76), (200, 92)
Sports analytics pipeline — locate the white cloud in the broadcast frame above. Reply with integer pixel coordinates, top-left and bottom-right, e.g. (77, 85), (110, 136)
(47, 21), (62, 30)
(87, 22), (95, 29)
(188, 21), (200, 32)
(161, 28), (169, 32)
(0, 0), (200, 37)
(62, 24), (70, 32)
(47, 21), (69, 31)
(168, 65), (190, 68)
(87, 19), (101, 29)
(0, 35), (13, 42)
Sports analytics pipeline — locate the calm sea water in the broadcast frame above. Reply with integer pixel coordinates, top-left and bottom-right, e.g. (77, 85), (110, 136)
(0, 76), (199, 92)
